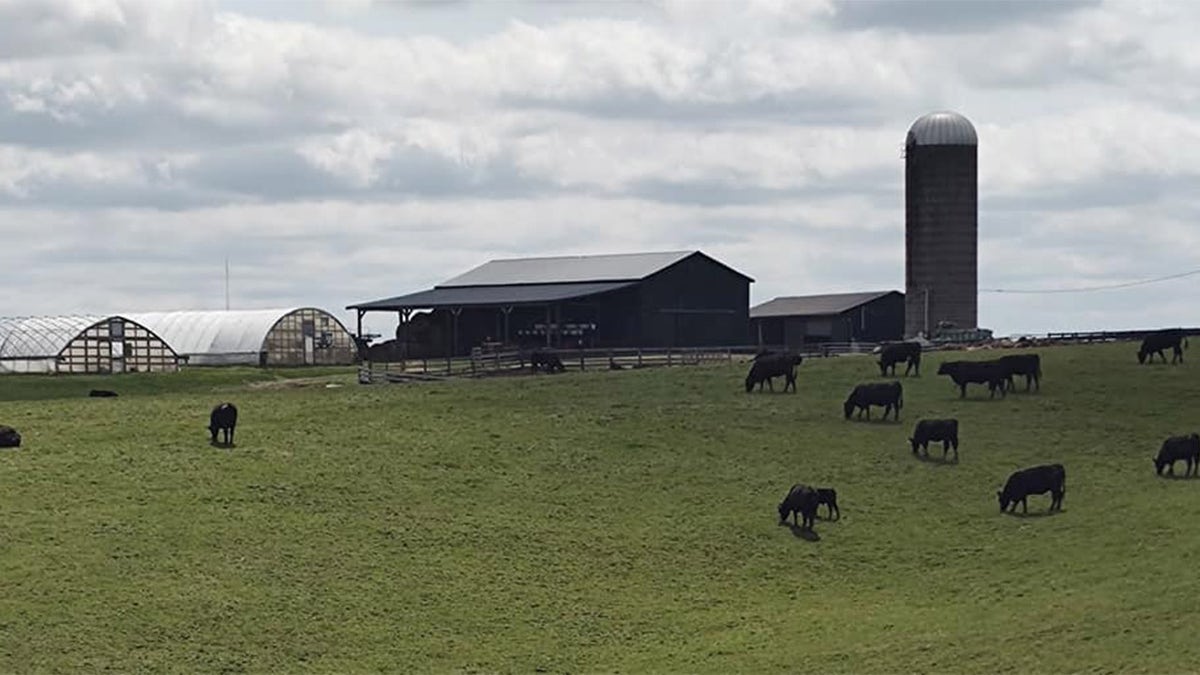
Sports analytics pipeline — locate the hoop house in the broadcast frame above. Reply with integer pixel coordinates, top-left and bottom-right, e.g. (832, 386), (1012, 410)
(0, 315), (180, 374)
(124, 308), (356, 366)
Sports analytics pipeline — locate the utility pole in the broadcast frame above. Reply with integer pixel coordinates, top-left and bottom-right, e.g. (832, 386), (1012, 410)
(224, 257), (230, 311)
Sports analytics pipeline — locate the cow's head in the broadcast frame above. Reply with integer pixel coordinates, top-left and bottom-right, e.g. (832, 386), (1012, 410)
(1137, 349), (1148, 364)
(937, 362), (952, 375)
(1154, 457), (1167, 475)
(744, 375), (756, 393)
(777, 500), (790, 523)
(997, 490), (1010, 512)
(876, 359), (887, 376)
(843, 398), (856, 420)
(908, 437), (919, 454)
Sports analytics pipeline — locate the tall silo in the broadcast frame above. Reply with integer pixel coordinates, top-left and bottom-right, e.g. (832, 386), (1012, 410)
(904, 110), (978, 338)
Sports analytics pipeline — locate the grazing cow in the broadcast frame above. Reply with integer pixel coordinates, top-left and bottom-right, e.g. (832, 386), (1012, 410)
(745, 352), (803, 393)
(777, 483), (820, 530)
(208, 403), (238, 446)
(815, 487), (840, 520)
(88, 389), (118, 398)
(998, 464), (1066, 514)
(0, 425), (20, 448)
(1154, 433), (1200, 476)
(877, 341), (922, 377)
(1138, 329), (1188, 364)
(998, 354), (1041, 392)
(936, 360), (1007, 398)
(529, 349), (566, 374)
(843, 381), (903, 421)
(909, 418), (959, 460)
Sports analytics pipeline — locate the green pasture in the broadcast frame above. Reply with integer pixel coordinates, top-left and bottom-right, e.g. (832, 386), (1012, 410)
(0, 342), (1197, 673)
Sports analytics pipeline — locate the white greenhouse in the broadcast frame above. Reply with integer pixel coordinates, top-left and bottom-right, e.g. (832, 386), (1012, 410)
(0, 315), (180, 374)
(124, 308), (357, 367)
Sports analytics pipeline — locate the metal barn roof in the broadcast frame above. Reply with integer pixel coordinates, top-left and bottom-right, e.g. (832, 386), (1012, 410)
(750, 291), (900, 319)
(0, 315), (108, 359)
(906, 111), (977, 146)
(350, 250), (753, 311)
(349, 282), (636, 311)
(123, 309), (300, 358)
(438, 251), (698, 287)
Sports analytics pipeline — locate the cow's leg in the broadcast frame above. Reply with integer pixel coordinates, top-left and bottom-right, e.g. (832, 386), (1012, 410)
(1021, 496), (1028, 513)
(959, 383), (967, 398)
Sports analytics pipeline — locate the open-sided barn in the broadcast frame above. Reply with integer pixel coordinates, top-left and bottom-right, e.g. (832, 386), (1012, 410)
(751, 290), (904, 348)
(348, 250), (753, 357)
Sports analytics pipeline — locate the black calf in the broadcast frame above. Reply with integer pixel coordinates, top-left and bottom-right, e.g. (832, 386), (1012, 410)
(209, 403), (238, 446)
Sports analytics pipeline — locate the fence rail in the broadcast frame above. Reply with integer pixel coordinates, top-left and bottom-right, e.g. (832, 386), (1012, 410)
(358, 342), (895, 384)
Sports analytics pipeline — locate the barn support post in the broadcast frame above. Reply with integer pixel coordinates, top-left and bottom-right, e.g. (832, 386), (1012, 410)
(400, 308), (411, 369)
(501, 306), (513, 346)
(544, 306), (552, 348)
(449, 307), (462, 374)
(923, 288), (930, 337)
(356, 309), (364, 341)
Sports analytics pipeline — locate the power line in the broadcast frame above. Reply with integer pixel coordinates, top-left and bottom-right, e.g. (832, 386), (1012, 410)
(981, 266), (1200, 294)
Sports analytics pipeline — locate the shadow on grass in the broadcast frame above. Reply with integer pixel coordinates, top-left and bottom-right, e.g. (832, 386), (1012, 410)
(1002, 508), (1066, 519)
(846, 417), (904, 425)
(1157, 472), (1199, 481)
(209, 440), (237, 450)
(913, 452), (959, 466)
(777, 521), (821, 541)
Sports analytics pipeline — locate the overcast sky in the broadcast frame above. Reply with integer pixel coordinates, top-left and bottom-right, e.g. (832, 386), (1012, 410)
(2, 0), (1199, 337)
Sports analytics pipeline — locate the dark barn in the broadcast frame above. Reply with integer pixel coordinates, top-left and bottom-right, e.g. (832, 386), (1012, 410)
(750, 291), (905, 348)
(348, 251), (753, 358)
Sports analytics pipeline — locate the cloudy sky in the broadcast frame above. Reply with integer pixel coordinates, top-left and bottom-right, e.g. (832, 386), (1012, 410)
(2, 0), (1199, 337)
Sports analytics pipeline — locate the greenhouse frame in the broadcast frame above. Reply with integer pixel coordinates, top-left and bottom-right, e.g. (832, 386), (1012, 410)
(0, 315), (180, 374)
(0, 308), (357, 374)
(123, 308), (357, 367)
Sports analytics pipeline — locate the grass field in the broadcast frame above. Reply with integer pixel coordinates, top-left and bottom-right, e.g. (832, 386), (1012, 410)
(1, 343), (1199, 672)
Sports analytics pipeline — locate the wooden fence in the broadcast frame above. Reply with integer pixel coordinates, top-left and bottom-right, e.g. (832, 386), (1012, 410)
(357, 342), (894, 384)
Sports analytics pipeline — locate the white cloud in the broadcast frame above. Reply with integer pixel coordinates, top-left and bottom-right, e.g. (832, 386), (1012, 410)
(1, 0), (1198, 336)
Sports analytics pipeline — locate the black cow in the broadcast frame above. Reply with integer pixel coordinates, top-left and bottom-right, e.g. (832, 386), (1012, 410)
(937, 360), (1007, 398)
(88, 389), (118, 398)
(909, 418), (959, 460)
(208, 403), (238, 446)
(843, 381), (903, 421)
(529, 349), (566, 374)
(998, 464), (1065, 513)
(877, 341), (922, 377)
(1154, 433), (1200, 476)
(0, 425), (20, 448)
(777, 483), (820, 530)
(998, 353), (1041, 392)
(745, 352), (803, 393)
(1138, 329), (1188, 364)
(815, 487), (840, 520)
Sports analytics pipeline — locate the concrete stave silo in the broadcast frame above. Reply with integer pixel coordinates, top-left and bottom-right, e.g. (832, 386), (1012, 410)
(904, 110), (978, 338)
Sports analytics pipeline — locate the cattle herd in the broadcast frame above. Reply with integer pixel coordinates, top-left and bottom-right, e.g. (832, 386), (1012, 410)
(767, 328), (1192, 534)
(0, 329), (1192, 541)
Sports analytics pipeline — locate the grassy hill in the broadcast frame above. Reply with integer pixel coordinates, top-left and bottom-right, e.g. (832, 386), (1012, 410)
(1, 342), (1198, 672)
